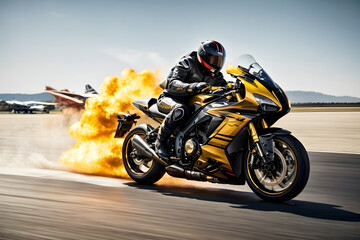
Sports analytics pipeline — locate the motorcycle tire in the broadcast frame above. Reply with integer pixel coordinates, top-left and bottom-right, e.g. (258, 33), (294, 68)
(122, 126), (165, 185)
(245, 134), (310, 202)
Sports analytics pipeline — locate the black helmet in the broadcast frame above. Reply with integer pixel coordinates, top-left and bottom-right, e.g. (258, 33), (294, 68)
(197, 40), (226, 73)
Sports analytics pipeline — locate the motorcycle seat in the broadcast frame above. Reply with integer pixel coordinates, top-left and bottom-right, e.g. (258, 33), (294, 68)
(132, 97), (166, 120)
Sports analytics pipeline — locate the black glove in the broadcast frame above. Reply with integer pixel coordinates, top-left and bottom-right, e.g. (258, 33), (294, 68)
(190, 82), (209, 93)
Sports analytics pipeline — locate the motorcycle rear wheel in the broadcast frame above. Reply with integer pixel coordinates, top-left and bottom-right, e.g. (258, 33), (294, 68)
(122, 127), (165, 184)
(245, 134), (310, 202)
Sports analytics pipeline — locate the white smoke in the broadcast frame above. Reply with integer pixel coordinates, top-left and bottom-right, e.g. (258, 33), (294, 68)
(0, 110), (81, 169)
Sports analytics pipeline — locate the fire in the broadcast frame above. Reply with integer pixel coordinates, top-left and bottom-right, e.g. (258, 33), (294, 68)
(59, 69), (162, 178)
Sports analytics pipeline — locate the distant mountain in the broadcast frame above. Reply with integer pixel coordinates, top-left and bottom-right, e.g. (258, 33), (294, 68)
(0, 92), (56, 102)
(286, 91), (360, 104)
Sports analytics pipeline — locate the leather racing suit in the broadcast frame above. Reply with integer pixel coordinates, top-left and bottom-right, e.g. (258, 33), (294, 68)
(155, 51), (227, 159)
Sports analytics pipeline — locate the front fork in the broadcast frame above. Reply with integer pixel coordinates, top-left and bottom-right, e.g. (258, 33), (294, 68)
(248, 120), (274, 169)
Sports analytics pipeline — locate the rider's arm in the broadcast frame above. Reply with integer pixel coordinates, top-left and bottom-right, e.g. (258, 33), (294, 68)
(166, 57), (202, 96)
(214, 72), (228, 87)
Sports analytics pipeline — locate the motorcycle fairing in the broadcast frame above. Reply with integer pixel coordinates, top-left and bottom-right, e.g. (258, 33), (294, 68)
(226, 55), (291, 126)
(172, 99), (259, 179)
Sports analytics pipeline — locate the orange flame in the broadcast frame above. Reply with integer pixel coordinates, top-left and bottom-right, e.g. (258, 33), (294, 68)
(59, 69), (162, 178)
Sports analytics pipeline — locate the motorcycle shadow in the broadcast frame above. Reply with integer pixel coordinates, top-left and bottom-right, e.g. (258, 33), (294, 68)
(126, 182), (360, 222)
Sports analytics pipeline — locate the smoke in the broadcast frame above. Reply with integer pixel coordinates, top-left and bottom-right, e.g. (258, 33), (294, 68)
(58, 69), (162, 178)
(28, 153), (60, 169)
(0, 110), (80, 169)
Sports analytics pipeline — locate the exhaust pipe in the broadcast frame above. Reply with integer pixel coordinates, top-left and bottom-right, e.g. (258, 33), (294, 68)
(166, 164), (212, 181)
(131, 135), (211, 181)
(131, 135), (169, 166)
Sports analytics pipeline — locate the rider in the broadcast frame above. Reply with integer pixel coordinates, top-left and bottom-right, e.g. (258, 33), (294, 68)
(155, 40), (227, 160)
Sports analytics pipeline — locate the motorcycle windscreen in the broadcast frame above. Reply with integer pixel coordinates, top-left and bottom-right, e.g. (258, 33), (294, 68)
(234, 54), (279, 92)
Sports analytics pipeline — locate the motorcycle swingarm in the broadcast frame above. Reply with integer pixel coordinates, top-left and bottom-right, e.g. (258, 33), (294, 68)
(114, 113), (140, 138)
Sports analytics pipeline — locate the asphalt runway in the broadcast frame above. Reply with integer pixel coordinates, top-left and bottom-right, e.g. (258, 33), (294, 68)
(0, 114), (359, 239)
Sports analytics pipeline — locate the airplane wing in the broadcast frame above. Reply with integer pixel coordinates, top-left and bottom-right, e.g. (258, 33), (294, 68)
(47, 91), (84, 104)
(24, 101), (58, 106)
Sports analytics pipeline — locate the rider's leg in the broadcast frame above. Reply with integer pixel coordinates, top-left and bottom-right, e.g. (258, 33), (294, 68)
(156, 96), (190, 160)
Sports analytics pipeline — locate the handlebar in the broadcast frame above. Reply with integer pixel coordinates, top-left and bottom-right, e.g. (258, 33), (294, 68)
(200, 79), (245, 104)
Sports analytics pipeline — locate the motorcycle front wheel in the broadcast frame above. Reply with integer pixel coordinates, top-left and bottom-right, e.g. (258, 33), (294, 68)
(245, 134), (310, 202)
(122, 126), (165, 184)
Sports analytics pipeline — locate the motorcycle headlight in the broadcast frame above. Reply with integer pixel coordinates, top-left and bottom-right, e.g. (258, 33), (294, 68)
(253, 93), (280, 112)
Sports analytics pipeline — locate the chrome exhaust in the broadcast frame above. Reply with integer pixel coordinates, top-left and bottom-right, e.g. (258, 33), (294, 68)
(131, 135), (169, 166)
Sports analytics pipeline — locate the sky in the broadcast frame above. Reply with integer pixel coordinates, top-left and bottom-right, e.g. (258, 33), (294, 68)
(0, 0), (359, 97)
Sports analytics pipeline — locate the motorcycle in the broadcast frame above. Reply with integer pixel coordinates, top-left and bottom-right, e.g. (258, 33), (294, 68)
(114, 54), (310, 202)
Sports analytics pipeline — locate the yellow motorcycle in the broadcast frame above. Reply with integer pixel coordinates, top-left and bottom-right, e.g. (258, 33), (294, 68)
(115, 54), (310, 202)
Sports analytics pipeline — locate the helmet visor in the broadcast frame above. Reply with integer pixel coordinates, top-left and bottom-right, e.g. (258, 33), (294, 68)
(208, 55), (224, 70)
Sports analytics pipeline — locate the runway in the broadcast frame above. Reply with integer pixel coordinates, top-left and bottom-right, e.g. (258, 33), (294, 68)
(0, 114), (359, 239)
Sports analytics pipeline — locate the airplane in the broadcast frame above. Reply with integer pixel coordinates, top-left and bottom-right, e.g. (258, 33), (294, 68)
(45, 84), (98, 109)
(6, 100), (57, 114)
(0, 99), (10, 112)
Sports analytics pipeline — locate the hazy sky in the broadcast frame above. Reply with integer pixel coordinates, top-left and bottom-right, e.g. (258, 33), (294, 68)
(1, 0), (359, 97)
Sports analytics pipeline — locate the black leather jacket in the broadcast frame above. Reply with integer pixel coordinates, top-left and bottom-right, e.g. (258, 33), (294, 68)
(161, 51), (227, 99)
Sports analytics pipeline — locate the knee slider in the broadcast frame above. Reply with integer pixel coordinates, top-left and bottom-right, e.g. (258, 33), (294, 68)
(171, 107), (185, 122)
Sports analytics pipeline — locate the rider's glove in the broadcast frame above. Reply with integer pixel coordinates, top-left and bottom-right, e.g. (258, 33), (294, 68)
(190, 82), (209, 93)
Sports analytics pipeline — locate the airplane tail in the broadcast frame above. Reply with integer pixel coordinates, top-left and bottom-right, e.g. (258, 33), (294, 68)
(85, 84), (98, 94)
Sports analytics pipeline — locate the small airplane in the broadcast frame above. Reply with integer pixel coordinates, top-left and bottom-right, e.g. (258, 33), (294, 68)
(45, 84), (98, 109)
(6, 100), (57, 114)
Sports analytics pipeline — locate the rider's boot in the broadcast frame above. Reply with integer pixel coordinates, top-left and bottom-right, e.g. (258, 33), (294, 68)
(155, 123), (171, 161)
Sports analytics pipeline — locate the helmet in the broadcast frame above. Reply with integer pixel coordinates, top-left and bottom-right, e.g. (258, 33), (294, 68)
(197, 40), (226, 73)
